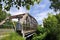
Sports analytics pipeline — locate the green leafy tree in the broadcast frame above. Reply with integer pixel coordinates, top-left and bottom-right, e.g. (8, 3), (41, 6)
(0, 10), (13, 28)
(32, 25), (47, 40)
(43, 14), (58, 31)
(0, 0), (40, 11)
(0, 11), (7, 22)
(55, 13), (60, 40)
(43, 13), (60, 40)
(55, 13), (60, 23)
(2, 20), (13, 28)
(32, 13), (60, 40)
(50, 0), (60, 11)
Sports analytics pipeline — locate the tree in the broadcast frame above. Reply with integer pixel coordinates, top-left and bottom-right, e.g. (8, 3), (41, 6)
(43, 14), (58, 30)
(43, 13), (60, 40)
(32, 13), (60, 40)
(55, 13), (60, 40)
(50, 0), (60, 11)
(32, 25), (48, 40)
(0, 0), (40, 11)
(55, 13), (60, 23)
(0, 11), (7, 22)
(0, 10), (14, 28)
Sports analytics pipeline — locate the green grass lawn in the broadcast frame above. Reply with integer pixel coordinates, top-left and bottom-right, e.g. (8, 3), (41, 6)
(1, 32), (25, 40)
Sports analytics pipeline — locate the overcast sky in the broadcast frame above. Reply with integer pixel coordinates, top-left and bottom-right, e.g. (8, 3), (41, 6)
(9, 0), (58, 24)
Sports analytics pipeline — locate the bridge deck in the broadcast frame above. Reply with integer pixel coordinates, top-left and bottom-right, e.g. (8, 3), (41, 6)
(23, 30), (36, 34)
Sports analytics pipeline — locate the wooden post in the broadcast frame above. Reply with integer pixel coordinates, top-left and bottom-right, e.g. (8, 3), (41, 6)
(19, 18), (25, 38)
(21, 23), (25, 38)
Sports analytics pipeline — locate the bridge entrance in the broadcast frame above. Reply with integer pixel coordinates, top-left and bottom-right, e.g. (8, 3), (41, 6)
(0, 13), (38, 38)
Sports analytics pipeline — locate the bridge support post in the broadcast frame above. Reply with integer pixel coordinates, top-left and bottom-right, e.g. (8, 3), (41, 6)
(21, 29), (25, 38)
(17, 18), (25, 38)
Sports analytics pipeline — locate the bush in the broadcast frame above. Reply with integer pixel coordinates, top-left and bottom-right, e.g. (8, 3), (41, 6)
(32, 25), (47, 40)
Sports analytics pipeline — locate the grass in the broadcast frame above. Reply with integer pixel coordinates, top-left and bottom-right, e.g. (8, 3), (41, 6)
(1, 32), (25, 40)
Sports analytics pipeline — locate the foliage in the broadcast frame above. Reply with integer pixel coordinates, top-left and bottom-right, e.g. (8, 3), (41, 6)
(32, 13), (60, 40)
(0, 0), (41, 11)
(0, 11), (7, 22)
(43, 13), (60, 40)
(50, 0), (60, 11)
(1, 20), (13, 28)
(43, 14), (58, 32)
(55, 13), (60, 23)
(0, 10), (13, 28)
(1, 32), (24, 40)
(32, 32), (47, 40)
(32, 25), (47, 40)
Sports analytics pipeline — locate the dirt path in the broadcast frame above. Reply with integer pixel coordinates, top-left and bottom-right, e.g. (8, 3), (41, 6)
(0, 29), (14, 40)
(0, 34), (10, 40)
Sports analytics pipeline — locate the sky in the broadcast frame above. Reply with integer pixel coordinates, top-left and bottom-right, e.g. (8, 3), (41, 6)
(9, 0), (58, 24)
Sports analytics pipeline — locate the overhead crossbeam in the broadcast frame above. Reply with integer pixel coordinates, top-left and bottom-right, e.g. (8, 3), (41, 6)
(0, 14), (25, 25)
(9, 14), (25, 19)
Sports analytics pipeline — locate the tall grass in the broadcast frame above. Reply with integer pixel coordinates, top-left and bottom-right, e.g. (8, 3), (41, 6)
(1, 32), (25, 40)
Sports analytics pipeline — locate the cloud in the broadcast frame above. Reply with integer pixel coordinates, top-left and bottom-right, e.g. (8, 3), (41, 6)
(30, 3), (47, 14)
(10, 6), (29, 21)
(34, 9), (56, 24)
(10, 0), (59, 24)
(39, 4), (46, 9)
(10, 6), (29, 16)
(30, 0), (51, 14)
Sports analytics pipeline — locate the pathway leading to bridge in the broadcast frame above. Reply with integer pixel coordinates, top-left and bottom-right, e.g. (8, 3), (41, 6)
(0, 29), (14, 40)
